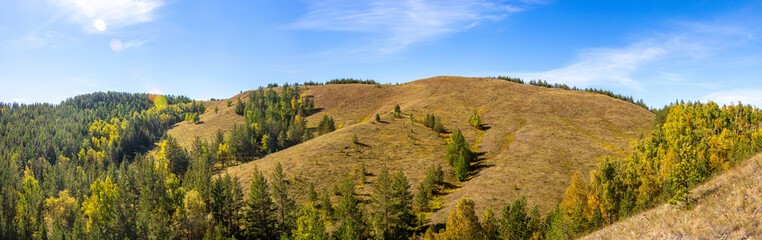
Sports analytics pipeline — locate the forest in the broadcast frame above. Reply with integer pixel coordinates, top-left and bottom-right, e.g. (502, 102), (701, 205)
(422, 101), (762, 239)
(1, 83), (761, 239)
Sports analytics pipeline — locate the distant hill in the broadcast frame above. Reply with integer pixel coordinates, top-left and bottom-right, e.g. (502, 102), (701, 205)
(165, 76), (655, 224)
(582, 152), (762, 239)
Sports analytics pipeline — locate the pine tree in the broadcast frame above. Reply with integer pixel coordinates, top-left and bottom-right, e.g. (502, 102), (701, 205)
(335, 175), (366, 240)
(501, 197), (529, 240)
(357, 162), (367, 184)
(159, 136), (190, 178)
(317, 115), (336, 135)
(210, 175), (244, 238)
(371, 168), (416, 239)
(389, 171), (415, 239)
(454, 149), (470, 181)
(234, 98), (245, 115)
(446, 129), (472, 174)
(375, 114), (381, 122)
(271, 162), (297, 238)
(414, 181), (431, 213)
(319, 188), (334, 220)
(371, 167), (393, 239)
(245, 167), (276, 239)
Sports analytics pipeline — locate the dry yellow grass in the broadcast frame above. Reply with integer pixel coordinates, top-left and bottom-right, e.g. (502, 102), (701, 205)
(167, 98), (244, 148)
(582, 153), (762, 240)
(168, 76), (655, 225)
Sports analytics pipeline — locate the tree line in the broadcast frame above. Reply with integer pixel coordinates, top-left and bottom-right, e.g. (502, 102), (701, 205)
(303, 78), (379, 86)
(488, 76), (649, 110)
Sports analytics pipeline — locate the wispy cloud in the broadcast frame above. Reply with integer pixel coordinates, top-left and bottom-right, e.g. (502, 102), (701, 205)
(291, 0), (534, 53)
(20, 31), (79, 49)
(110, 38), (151, 52)
(512, 17), (760, 89)
(704, 89), (762, 107)
(48, 0), (164, 33)
(516, 42), (667, 89)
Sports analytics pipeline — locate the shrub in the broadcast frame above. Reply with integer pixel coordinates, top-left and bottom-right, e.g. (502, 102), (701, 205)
(469, 112), (483, 130)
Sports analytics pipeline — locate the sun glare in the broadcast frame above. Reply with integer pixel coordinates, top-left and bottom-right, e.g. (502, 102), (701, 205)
(110, 39), (123, 52)
(94, 19), (106, 32)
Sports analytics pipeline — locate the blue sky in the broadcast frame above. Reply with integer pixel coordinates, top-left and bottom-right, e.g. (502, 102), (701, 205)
(1, 0), (762, 108)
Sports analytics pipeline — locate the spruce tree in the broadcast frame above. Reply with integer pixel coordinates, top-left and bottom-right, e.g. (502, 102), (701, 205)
(389, 171), (415, 239)
(234, 98), (245, 115)
(245, 167), (276, 240)
(501, 197), (529, 240)
(271, 162), (297, 238)
(319, 188), (334, 220)
(210, 175), (244, 238)
(371, 167), (393, 239)
(371, 167), (415, 240)
(335, 175), (365, 240)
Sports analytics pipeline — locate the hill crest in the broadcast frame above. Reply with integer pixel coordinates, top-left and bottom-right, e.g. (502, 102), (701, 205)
(168, 76), (655, 224)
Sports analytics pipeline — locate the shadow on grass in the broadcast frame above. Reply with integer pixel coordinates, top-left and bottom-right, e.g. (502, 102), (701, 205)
(306, 107), (324, 117)
(468, 151), (494, 180)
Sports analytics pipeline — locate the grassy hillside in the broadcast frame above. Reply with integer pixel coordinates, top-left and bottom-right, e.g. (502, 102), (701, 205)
(582, 152), (762, 239)
(166, 99), (242, 148)
(167, 76), (655, 224)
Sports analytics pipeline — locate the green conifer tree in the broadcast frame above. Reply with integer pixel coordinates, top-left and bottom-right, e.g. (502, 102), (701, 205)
(245, 167), (276, 239)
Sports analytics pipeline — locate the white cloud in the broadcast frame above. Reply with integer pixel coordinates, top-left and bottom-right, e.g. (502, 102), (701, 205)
(704, 89), (762, 107)
(291, 0), (531, 53)
(19, 31), (79, 49)
(511, 18), (759, 89)
(48, 0), (163, 33)
(110, 38), (151, 52)
(515, 42), (667, 89)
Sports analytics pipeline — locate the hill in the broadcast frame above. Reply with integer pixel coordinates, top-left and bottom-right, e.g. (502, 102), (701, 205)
(166, 76), (655, 224)
(582, 152), (762, 239)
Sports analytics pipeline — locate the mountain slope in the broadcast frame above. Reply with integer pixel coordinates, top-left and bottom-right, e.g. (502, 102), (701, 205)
(169, 76), (655, 224)
(582, 153), (762, 239)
